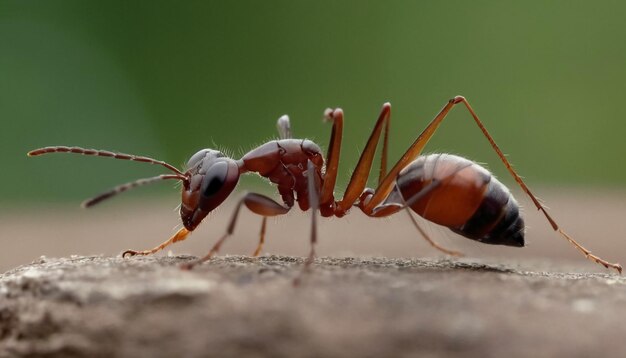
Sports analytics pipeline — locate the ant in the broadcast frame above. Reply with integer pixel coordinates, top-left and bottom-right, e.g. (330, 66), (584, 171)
(28, 96), (622, 275)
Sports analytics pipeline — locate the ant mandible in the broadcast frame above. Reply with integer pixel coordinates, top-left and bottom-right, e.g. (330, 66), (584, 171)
(28, 96), (622, 274)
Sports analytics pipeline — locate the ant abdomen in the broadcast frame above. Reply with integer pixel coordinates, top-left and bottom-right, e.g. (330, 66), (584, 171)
(396, 154), (524, 247)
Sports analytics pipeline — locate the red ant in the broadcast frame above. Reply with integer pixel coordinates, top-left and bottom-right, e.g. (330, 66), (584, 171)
(28, 96), (622, 274)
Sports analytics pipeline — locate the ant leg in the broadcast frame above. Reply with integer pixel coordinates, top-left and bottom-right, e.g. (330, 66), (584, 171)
(362, 99), (459, 212)
(363, 96), (621, 273)
(123, 227), (191, 257)
(456, 97), (621, 273)
(368, 169), (469, 257)
(294, 160), (321, 286)
(318, 105), (389, 207)
(402, 161), (470, 257)
(403, 207), (463, 257)
(319, 108), (343, 207)
(320, 102), (391, 212)
(181, 193), (290, 269)
(378, 106), (391, 185)
(400, 175), (465, 257)
(333, 103), (392, 214)
(252, 217), (268, 257)
(305, 160), (320, 267)
(276, 115), (292, 139)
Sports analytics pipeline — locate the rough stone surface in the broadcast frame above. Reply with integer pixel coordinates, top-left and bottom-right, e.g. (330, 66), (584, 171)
(0, 255), (624, 358)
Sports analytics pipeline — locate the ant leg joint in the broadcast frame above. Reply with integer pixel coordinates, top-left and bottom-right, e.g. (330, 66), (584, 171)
(451, 96), (466, 104)
(357, 188), (375, 209)
(323, 108), (343, 122)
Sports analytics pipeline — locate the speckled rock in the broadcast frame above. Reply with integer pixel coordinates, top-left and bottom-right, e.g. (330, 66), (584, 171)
(0, 255), (624, 358)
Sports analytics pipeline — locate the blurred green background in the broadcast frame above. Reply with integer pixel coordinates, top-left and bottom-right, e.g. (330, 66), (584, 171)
(2, 1), (626, 205)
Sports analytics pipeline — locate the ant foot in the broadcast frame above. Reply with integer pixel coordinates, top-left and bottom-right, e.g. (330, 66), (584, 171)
(121, 250), (147, 258)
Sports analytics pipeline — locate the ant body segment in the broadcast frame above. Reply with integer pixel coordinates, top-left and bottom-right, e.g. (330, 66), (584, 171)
(28, 96), (622, 274)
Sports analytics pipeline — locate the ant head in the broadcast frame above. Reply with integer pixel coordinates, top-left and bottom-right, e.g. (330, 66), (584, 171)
(180, 149), (240, 230)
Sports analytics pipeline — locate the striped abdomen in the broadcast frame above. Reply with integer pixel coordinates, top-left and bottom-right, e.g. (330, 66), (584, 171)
(396, 154), (524, 247)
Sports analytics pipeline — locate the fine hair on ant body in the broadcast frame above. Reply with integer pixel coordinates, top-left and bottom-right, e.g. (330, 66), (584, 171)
(28, 96), (622, 276)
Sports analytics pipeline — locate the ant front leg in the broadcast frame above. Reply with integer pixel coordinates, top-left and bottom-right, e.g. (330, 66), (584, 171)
(123, 227), (191, 257)
(181, 193), (291, 270)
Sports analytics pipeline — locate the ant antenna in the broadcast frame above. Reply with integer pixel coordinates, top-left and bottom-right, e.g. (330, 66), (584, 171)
(82, 174), (188, 208)
(28, 146), (190, 207)
(27, 146), (186, 177)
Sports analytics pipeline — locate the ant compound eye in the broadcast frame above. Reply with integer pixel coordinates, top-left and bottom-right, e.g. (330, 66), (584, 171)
(190, 158), (240, 215)
(201, 161), (229, 197)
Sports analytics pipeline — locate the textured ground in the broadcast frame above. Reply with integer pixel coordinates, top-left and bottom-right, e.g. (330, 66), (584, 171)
(1, 191), (625, 357)
(0, 255), (624, 358)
